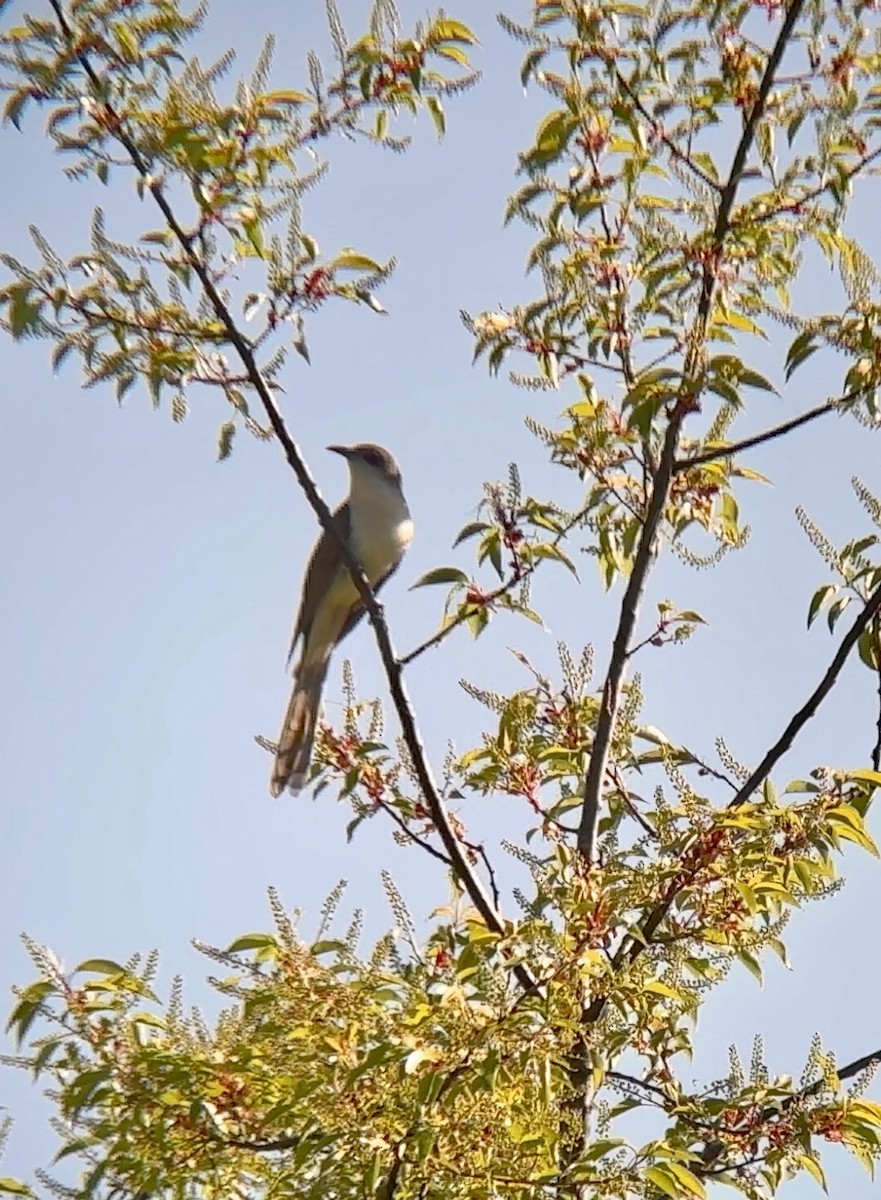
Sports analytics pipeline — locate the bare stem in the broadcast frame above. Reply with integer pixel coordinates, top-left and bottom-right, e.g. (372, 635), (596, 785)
(400, 505), (590, 667)
(675, 400), (837, 471)
(729, 581), (881, 807)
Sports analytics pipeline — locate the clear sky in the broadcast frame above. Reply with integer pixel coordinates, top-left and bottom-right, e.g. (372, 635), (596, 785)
(1, 1), (879, 1195)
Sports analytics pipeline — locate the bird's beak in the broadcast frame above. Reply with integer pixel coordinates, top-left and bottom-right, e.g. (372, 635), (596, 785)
(327, 444), (353, 458)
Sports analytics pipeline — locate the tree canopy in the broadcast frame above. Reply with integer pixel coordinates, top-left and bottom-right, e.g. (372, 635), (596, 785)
(2, 1), (881, 1198)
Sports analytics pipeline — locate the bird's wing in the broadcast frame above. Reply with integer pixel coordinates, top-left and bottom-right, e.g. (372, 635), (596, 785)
(287, 502), (351, 668)
(334, 558), (401, 646)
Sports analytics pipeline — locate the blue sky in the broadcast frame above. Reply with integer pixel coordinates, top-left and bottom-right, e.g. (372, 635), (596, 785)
(1, 1), (880, 1194)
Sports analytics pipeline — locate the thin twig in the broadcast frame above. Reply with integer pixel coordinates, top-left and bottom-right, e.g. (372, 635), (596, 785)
(371, 795), (451, 866)
(624, 620), (667, 660)
(46, 0), (536, 995)
(830, 1046), (881, 1087)
(223, 1133), (301, 1152)
(752, 144), (881, 225)
(675, 399), (837, 471)
(399, 505), (590, 667)
(614, 69), (724, 196)
(467, 838), (502, 910)
(607, 764), (659, 840)
(729, 580), (881, 808)
(684, 751), (739, 792)
(872, 617), (881, 773)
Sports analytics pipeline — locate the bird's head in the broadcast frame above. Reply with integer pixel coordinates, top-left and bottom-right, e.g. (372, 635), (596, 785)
(328, 443), (404, 492)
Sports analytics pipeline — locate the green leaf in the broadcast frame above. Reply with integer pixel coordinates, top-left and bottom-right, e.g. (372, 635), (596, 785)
(785, 331), (819, 381)
(330, 252), (381, 273)
(6, 998), (43, 1046)
(666, 1163), (707, 1200)
(520, 48), (546, 88)
(75, 959), (127, 975)
(131, 1011), (166, 1030)
(827, 806), (879, 856)
(410, 566), (469, 589)
(261, 89), (311, 106)
(64, 1067), (112, 1115)
(858, 628), (880, 670)
(737, 948), (763, 985)
(738, 367), (778, 393)
(32, 1039), (59, 1078)
(644, 1165), (686, 1200)
(808, 583), (838, 628)
(827, 594), (852, 632)
(529, 542), (579, 578)
(3, 89), (31, 130)
(432, 44), (470, 65)
(466, 605), (491, 639)
(116, 374), (136, 404)
(426, 95), (445, 139)
(226, 933), (277, 953)
(796, 1154), (828, 1193)
(300, 234), (319, 262)
(114, 22), (140, 62)
(217, 420), (236, 461)
(453, 521), (491, 547)
(0, 1180), (34, 1197)
(644, 980), (681, 1000)
(530, 109), (577, 163)
(429, 18), (478, 44)
(7, 285), (42, 339)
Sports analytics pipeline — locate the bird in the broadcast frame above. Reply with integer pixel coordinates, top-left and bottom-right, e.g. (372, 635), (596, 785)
(269, 443), (413, 797)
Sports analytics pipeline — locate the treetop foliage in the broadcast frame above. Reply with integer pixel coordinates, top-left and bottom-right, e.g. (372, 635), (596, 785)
(2, 0), (881, 1198)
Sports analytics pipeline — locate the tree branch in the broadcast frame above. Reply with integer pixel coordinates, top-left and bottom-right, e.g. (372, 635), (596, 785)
(728, 580), (881, 808)
(752, 143), (881, 225)
(577, 416), (684, 862)
(612, 579), (881, 1002)
(399, 505), (591, 667)
(575, 0), (808, 866)
(872, 617), (881, 773)
(47, 0), (536, 993)
(674, 399), (837, 471)
(830, 1046), (881, 1088)
(614, 69), (724, 196)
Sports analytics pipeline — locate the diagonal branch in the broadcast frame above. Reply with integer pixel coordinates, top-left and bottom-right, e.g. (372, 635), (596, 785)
(752, 143), (881, 226)
(675, 399), (837, 471)
(46, 0), (536, 993)
(604, 580), (881, 1014)
(698, 1043), (881, 1172)
(675, 381), (876, 474)
(728, 580), (881, 808)
(400, 505), (590, 667)
(613, 68), (724, 196)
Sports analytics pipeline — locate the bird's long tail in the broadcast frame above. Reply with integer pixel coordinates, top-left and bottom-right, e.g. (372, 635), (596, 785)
(270, 657), (329, 797)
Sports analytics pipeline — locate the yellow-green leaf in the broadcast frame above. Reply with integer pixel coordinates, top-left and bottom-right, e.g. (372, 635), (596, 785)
(429, 18), (478, 44)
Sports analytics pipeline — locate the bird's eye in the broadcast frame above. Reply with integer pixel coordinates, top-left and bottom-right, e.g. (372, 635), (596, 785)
(362, 448), (381, 466)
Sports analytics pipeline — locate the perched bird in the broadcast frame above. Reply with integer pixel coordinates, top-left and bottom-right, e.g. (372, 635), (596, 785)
(270, 443), (413, 797)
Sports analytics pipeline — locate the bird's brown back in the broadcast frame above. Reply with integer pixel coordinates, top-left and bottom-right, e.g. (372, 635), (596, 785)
(287, 501), (351, 666)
